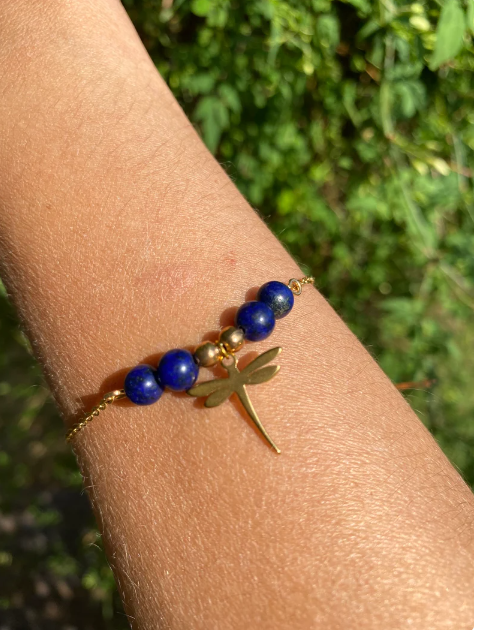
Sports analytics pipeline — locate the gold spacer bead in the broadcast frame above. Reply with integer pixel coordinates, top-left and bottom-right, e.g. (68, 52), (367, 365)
(219, 326), (245, 353)
(194, 341), (221, 367)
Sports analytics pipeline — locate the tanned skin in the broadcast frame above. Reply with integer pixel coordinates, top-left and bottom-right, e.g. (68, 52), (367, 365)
(0, 2), (472, 629)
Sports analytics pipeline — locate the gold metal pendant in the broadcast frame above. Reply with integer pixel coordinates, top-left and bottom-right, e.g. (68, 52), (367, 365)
(187, 347), (282, 453)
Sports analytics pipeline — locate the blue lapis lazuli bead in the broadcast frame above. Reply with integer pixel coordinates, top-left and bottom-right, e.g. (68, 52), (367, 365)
(257, 280), (294, 319)
(124, 364), (164, 405)
(156, 349), (199, 391)
(235, 301), (275, 342)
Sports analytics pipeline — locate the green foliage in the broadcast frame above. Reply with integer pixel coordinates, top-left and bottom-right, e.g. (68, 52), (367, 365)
(430, 0), (467, 69)
(1, 0), (473, 625)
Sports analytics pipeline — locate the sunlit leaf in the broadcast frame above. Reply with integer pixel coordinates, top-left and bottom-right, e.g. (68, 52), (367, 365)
(191, 0), (211, 18)
(468, 0), (474, 33)
(429, 0), (466, 70)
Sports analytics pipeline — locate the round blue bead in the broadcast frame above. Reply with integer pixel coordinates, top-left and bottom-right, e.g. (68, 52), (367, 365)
(157, 349), (199, 391)
(124, 364), (163, 405)
(257, 281), (294, 319)
(235, 301), (275, 342)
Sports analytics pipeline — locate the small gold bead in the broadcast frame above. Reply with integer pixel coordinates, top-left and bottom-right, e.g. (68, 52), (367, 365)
(194, 341), (221, 367)
(219, 326), (245, 353)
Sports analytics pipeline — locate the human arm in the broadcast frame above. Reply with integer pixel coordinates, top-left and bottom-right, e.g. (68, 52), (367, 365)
(0, 2), (472, 628)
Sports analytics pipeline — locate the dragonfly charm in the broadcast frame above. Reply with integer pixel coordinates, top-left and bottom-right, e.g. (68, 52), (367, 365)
(187, 347), (282, 453)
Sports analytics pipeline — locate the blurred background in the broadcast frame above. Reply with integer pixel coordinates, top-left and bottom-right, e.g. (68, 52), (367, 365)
(0, 0), (473, 627)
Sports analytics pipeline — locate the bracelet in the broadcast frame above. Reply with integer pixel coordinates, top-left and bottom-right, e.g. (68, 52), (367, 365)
(66, 276), (314, 452)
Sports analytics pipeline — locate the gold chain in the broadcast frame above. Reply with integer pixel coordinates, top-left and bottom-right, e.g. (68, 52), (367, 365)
(66, 389), (126, 442)
(288, 276), (315, 295)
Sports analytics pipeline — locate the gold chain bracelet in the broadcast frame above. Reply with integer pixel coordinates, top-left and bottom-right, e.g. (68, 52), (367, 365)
(66, 277), (314, 452)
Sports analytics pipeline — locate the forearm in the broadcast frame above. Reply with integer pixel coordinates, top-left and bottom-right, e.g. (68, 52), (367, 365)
(0, 2), (472, 629)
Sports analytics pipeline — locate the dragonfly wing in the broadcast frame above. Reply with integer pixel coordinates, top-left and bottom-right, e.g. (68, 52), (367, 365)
(187, 379), (224, 398)
(241, 347), (282, 376)
(204, 386), (233, 408)
(245, 365), (280, 385)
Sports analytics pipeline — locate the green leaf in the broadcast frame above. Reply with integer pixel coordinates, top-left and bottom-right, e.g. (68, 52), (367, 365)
(379, 81), (394, 137)
(357, 19), (381, 41)
(468, 0), (474, 32)
(410, 15), (431, 31)
(191, 0), (211, 17)
(397, 83), (416, 118)
(394, 80), (426, 118)
(429, 0), (466, 70)
(218, 84), (242, 114)
(343, 81), (362, 127)
(184, 73), (215, 95)
(194, 96), (229, 152)
(316, 14), (340, 50)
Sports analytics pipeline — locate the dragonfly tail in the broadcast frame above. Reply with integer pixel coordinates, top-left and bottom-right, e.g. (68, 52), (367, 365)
(237, 387), (281, 454)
